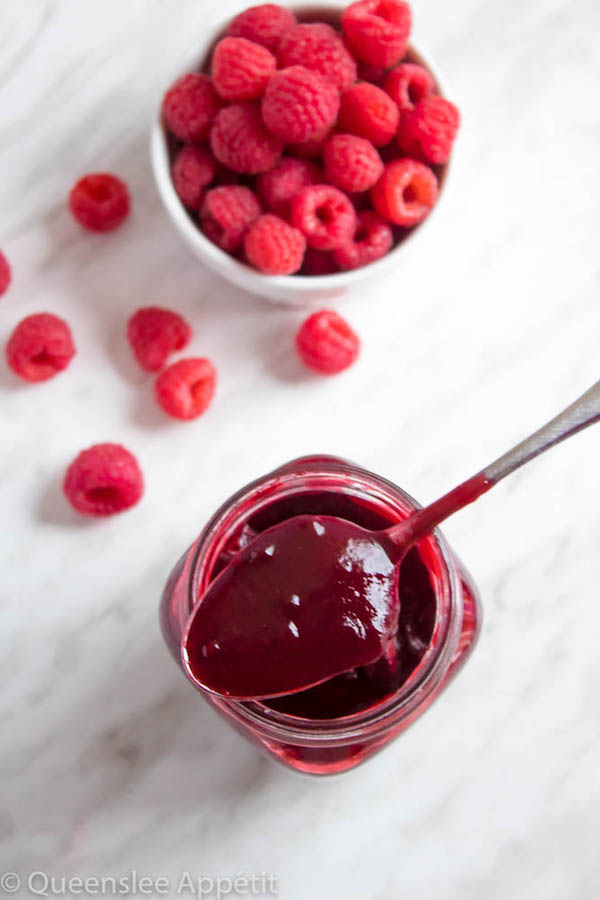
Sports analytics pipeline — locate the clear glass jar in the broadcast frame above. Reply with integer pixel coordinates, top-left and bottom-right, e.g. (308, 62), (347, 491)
(160, 456), (481, 776)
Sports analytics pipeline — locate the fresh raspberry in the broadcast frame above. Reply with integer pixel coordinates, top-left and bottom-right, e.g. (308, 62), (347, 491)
(127, 307), (192, 373)
(69, 173), (130, 232)
(200, 185), (262, 253)
(287, 129), (332, 159)
(212, 37), (276, 101)
(342, 0), (412, 68)
(338, 82), (399, 146)
(277, 23), (357, 91)
(0, 251), (11, 298)
(300, 248), (339, 276)
(356, 62), (387, 86)
(323, 133), (383, 193)
(256, 157), (321, 217)
(332, 210), (393, 270)
(291, 185), (357, 250)
(371, 158), (438, 226)
(6, 313), (75, 382)
(244, 214), (306, 275)
(171, 145), (216, 209)
(227, 4), (297, 53)
(210, 103), (283, 174)
(162, 73), (221, 142)
(296, 310), (360, 374)
(63, 443), (144, 517)
(155, 358), (217, 421)
(397, 95), (460, 164)
(385, 62), (434, 113)
(262, 66), (340, 143)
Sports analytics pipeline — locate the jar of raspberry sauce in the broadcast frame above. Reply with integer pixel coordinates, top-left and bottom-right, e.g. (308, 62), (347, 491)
(160, 456), (481, 776)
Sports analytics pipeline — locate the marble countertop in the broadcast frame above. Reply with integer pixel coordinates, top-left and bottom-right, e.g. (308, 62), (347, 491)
(1, 0), (600, 897)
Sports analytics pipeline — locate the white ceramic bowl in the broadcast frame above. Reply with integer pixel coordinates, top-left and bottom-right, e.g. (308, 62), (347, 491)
(151, 2), (451, 304)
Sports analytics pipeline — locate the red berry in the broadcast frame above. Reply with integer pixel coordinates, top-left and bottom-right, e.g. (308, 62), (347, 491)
(171, 145), (216, 209)
(162, 73), (221, 142)
(127, 307), (192, 373)
(244, 214), (306, 275)
(212, 37), (276, 101)
(398, 95), (460, 164)
(210, 103), (283, 174)
(333, 210), (393, 270)
(296, 310), (360, 374)
(69, 173), (130, 232)
(342, 0), (412, 68)
(339, 82), (400, 147)
(371, 158), (438, 226)
(323, 133), (383, 193)
(227, 4), (297, 53)
(300, 248), (339, 276)
(385, 62), (434, 113)
(287, 129), (332, 159)
(291, 185), (357, 251)
(0, 251), (11, 298)
(356, 62), (387, 86)
(200, 185), (262, 253)
(155, 358), (217, 421)
(6, 313), (75, 382)
(63, 443), (144, 517)
(256, 157), (321, 217)
(262, 66), (340, 143)
(277, 23), (357, 91)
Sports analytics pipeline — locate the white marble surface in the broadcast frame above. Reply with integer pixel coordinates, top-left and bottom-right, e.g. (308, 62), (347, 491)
(1, 0), (600, 897)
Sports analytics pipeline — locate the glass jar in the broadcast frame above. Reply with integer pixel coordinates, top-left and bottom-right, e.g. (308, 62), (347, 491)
(160, 456), (481, 776)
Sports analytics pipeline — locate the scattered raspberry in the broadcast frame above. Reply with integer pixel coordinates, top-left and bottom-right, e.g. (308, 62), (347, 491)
(397, 95), (460, 164)
(162, 73), (221, 142)
(262, 66), (340, 143)
(291, 185), (357, 251)
(0, 251), (11, 298)
(332, 210), (393, 270)
(323, 134), (383, 193)
(256, 157), (321, 216)
(6, 313), (75, 382)
(244, 214), (306, 275)
(200, 185), (262, 252)
(155, 358), (217, 421)
(371, 158), (438, 226)
(287, 129), (332, 159)
(339, 82), (399, 147)
(227, 4), (297, 53)
(277, 23), (357, 91)
(296, 310), (360, 374)
(171, 145), (216, 209)
(212, 37), (276, 101)
(69, 173), (130, 232)
(300, 248), (339, 276)
(385, 62), (434, 113)
(210, 103), (283, 174)
(63, 443), (144, 517)
(342, 0), (412, 68)
(127, 307), (192, 373)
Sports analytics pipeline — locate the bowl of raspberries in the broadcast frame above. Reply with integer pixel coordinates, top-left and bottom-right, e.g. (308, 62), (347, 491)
(151, 1), (460, 302)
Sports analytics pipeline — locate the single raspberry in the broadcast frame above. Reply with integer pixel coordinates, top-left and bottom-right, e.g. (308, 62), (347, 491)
(0, 251), (11, 297)
(210, 103), (283, 174)
(300, 248), (339, 276)
(155, 358), (217, 421)
(338, 82), (399, 146)
(227, 4), (297, 53)
(296, 310), (360, 374)
(6, 313), (75, 382)
(171, 145), (216, 209)
(332, 210), (393, 270)
(162, 73), (221, 142)
(200, 185), (262, 253)
(323, 133), (383, 193)
(277, 23), (357, 91)
(69, 173), (130, 232)
(256, 157), (321, 217)
(397, 95), (460, 164)
(127, 307), (192, 373)
(291, 185), (357, 251)
(287, 128), (332, 159)
(371, 158), (438, 226)
(63, 443), (144, 517)
(342, 0), (412, 68)
(244, 214), (306, 275)
(262, 66), (340, 143)
(385, 62), (434, 113)
(212, 37), (276, 101)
